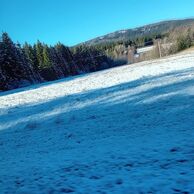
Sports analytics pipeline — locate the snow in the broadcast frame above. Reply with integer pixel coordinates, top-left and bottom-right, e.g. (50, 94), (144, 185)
(118, 30), (127, 34)
(136, 45), (155, 54)
(99, 36), (105, 40)
(1, 52), (194, 193)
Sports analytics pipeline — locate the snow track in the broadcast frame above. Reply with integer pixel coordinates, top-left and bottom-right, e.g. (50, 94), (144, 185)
(1, 52), (194, 193)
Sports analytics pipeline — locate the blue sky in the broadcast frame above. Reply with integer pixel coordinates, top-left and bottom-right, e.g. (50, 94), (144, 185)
(0, 0), (194, 46)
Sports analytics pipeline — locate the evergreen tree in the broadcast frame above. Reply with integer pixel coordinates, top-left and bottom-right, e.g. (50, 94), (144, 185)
(49, 47), (65, 78)
(42, 45), (52, 68)
(35, 40), (44, 69)
(23, 43), (37, 69)
(0, 40), (7, 90)
(55, 43), (78, 75)
(0, 33), (32, 89)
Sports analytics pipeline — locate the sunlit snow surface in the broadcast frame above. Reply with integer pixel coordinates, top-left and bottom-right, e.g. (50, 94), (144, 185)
(1, 52), (194, 193)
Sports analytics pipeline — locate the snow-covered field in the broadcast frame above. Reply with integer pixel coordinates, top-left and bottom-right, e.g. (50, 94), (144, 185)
(1, 52), (194, 194)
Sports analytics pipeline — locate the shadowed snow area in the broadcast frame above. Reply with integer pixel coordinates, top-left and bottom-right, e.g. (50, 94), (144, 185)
(1, 52), (194, 193)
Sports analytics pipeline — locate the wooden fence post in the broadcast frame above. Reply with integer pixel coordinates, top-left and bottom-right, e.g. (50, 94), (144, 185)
(158, 39), (162, 58)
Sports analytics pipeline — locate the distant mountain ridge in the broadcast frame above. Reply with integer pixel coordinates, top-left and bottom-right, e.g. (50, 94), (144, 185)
(83, 18), (194, 45)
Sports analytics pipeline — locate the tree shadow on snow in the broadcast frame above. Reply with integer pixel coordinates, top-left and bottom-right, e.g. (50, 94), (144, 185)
(1, 66), (194, 135)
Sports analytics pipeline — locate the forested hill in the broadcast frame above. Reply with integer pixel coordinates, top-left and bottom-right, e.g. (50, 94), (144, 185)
(83, 19), (194, 45)
(79, 18), (194, 68)
(1, 19), (194, 92)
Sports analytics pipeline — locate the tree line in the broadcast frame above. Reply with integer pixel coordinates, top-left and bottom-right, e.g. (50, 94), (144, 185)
(0, 33), (113, 91)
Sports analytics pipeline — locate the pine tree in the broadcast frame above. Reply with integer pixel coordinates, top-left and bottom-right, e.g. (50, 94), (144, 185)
(55, 43), (78, 75)
(0, 40), (7, 90)
(42, 45), (52, 68)
(1, 33), (25, 89)
(23, 43), (36, 69)
(0, 32), (40, 90)
(35, 40), (44, 69)
(49, 47), (65, 78)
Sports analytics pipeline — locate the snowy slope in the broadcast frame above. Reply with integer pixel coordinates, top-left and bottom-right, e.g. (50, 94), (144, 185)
(1, 52), (194, 194)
